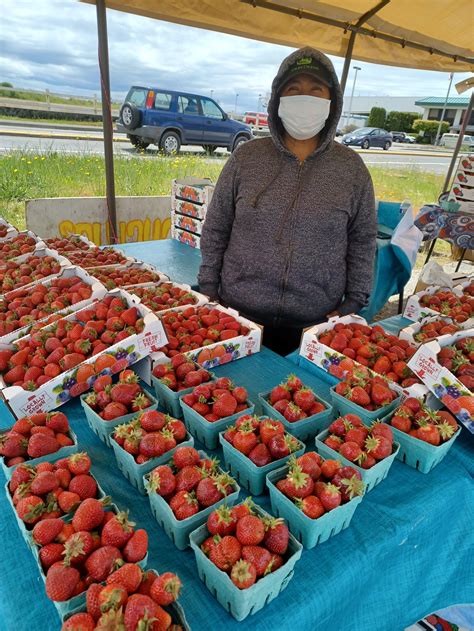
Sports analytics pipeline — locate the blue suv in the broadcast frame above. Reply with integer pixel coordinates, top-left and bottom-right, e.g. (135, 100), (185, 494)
(118, 86), (252, 154)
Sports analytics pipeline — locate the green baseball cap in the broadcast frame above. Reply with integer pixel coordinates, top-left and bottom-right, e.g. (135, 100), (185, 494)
(279, 56), (333, 90)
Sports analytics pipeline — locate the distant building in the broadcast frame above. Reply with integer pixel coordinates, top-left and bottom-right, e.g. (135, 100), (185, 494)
(340, 96), (424, 128)
(415, 97), (473, 133)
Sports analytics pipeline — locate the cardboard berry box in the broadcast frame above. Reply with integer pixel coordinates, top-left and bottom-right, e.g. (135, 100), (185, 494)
(128, 281), (209, 316)
(172, 197), (208, 221)
(45, 233), (96, 254)
(299, 314), (424, 398)
(65, 246), (133, 269)
(172, 177), (214, 205)
(403, 284), (469, 323)
(399, 315), (474, 348)
(143, 450), (240, 550)
(0, 266), (106, 345)
(0, 289), (168, 419)
(147, 303), (262, 375)
(0, 245), (71, 297)
(266, 463), (364, 549)
(189, 501), (303, 621)
(171, 225), (201, 249)
(172, 210), (204, 236)
(87, 260), (169, 290)
(408, 330), (474, 432)
(0, 218), (18, 242)
(315, 429), (400, 492)
(0, 230), (45, 262)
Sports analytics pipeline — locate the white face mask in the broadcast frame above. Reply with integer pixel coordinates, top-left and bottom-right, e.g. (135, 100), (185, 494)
(278, 95), (330, 141)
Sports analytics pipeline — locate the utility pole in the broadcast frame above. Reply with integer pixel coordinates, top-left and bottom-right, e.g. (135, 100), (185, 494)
(346, 66), (361, 128)
(435, 72), (454, 146)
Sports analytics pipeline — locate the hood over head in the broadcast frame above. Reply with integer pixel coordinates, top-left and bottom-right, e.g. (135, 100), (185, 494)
(267, 47), (342, 157)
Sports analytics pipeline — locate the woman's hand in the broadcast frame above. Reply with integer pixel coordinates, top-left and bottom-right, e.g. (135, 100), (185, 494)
(326, 310), (341, 319)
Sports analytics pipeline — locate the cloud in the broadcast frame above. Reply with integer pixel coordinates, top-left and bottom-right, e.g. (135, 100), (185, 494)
(0, 0), (471, 113)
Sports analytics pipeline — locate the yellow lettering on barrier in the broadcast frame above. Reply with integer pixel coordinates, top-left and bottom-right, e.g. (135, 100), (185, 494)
(58, 220), (75, 237)
(56, 218), (170, 245)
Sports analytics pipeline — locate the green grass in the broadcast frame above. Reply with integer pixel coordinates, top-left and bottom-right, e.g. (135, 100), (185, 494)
(0, 150), (444, 230)
(0, 114), (103, 127)
(0, 87), (120, 108)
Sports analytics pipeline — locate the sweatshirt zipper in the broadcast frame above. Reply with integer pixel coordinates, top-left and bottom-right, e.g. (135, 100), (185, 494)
(275, 160), (305, 325)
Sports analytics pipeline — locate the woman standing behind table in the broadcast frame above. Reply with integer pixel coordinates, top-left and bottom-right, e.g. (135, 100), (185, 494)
(198, 47), (377, 356)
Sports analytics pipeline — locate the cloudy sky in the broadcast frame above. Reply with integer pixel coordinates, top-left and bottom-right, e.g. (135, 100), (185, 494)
(0, 0), (471, 113)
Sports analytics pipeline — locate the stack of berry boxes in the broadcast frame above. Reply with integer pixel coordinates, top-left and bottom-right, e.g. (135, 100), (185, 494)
(170, 178), (214, 249)
(448, 153), (474, 212)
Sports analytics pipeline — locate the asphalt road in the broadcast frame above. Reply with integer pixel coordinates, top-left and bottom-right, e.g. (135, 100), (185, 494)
(0, 123), (454, 174)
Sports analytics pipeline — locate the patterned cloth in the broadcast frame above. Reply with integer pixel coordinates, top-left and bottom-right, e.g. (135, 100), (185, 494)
(415, 205), (474, 250)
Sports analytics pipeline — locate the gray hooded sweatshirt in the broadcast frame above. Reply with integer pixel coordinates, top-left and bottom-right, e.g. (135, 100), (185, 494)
(198, 47), (377, 329)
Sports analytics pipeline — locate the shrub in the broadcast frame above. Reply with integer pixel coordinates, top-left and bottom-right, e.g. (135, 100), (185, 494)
(412, 119), (450, 144)
(367, 107), (386, 128)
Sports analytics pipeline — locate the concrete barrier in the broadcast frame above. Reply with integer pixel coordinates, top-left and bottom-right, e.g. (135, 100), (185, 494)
(26, 196), (171, 245)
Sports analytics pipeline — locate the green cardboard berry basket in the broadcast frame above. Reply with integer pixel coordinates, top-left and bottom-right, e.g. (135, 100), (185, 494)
(266, 464), (364, 549)
(379, 412), (462, 474)
(80, 390), (158, 447)
(180, 397), (255, 450)
(315, 429), (400, 492)
(110, 431), (194, 495)
(143, 450), (240, 550)
(0, 427), (79, 480)
(189, 501), (303, 621)
(329, 384), (402, 424)
(258, 390), (334, 441)
(151, 369), (216, 418)
(218, 427), (305, 496)
(62, 596), (190, 629)
(4, 472), (107, 551)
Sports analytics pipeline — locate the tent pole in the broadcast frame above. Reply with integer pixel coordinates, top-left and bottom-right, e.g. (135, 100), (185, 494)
(340, 32), (356, 94)
(96, 0), (118, 244)
(442, 91), (474, 193)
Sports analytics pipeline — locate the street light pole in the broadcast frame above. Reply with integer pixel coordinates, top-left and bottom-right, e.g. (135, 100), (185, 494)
(234, 93), (239, 115)
(210, 89), (214, 100)
(347, 66), (361, 128)
(435, 72), (454, 146)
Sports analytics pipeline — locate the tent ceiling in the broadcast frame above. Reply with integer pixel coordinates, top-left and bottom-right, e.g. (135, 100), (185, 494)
(83, 0), (474, 72)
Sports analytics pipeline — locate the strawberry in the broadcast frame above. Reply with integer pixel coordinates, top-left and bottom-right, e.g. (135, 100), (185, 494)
(318, 483), (342, 511)
(269, 384), (291, 405)
(196, 476), (225, 507)
(139, 410), (167, 432)
(296, 452), (322, 480)
(339, 441), (363, 462)
(371, 382), (395, 407)
(259, 419), (285, 445)
(46, 562), (81, 601)
(209, 535), (242, 571)
(348, 386), (371, 407)
(283, 402), (306, 423)
(416, 425), (441, 446)
(233, 429), (258, 455)
(236, 514), (265, 546)
(27, 433), (60, 458)
(231, 559), (257, 589)
(32, 518), (64, 546)
(0, 432), (28, 459)
(212, 392), (238, 418)
(147, 465), (176, 496)
(262, 517), (289, 554)
(173, 446), (200, 469)
(16, 495), (45, 524)
(86, 582), (103, 621)
(241, 545), (272, 577)
(101, 511), (135, 549)
(102, 402), (128, 421)
(39, 543), (65, 570)
(364, 435), (392, 460)
(150, 572), (182, 605)
(123, 528), (148, 562)
(58, 491), (81, 513)
(61, 613), (95, 630)
(72, 497), (108, 531)
(295, 495), (325, 519)
(106, 563), (143, 594)
(282, 465), (314, 498)
(63, 531), (95, 565)
(68, 452), (91, 475)
(30, 471), (59, 495)
(85, 545), (122, 581)
(293, 387), (316, 412)
(98, 584), (128, 613)
(124, 594), (170, 631)
(248, 443), (272, 466)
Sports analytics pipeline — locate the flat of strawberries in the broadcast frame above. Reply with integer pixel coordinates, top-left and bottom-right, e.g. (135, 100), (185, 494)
(419, 288), (473, 322)
(131, 282), (198, 312)
(39, 497), (148, 603)
(147, 446), (238, 521)
(319, 321), (421, 386)
(388, 397), (459, 445)
(0, 275), (93, 338)
(9, 452), (101, 525)
(0, 233), (38, 262)
(333, 367), (400, 411)
(61, 566), (183, 630)
(0, 224), (12, 239)
(83, 370), (155, 421)
(181, 377), (250, 422)
(323, 414), (395, 469)
(201, 500), (291, 589)
(113, 410), (189, 464)
(437, 336), (474, 390)
(152, 353), (213, 391)
(45, 236), (94, 254)
(274, 452), (364, 519)
(0, 411), (75, 469)
(87, 266), (162, 290)
(267, 374), (326, 422)
(66, 247), (128, 268)
(158, 306), (250, 356)
(412, 318), (462, 343)
(223, 415), (301, 466)
(0, 296), (144, 391)
(0, 253), (63, 293)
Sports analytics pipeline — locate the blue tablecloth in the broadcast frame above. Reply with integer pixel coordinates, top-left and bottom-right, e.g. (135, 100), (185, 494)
(1, 342), (473, 631)
(114, 239), (410, 322)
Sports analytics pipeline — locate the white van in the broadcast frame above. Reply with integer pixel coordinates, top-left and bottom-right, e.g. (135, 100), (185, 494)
(440, 133), (474, 148)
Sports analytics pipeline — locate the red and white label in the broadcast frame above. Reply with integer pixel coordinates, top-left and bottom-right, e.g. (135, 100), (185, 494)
(19, 391), (54, 416)
(411, 354), (442, 380)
